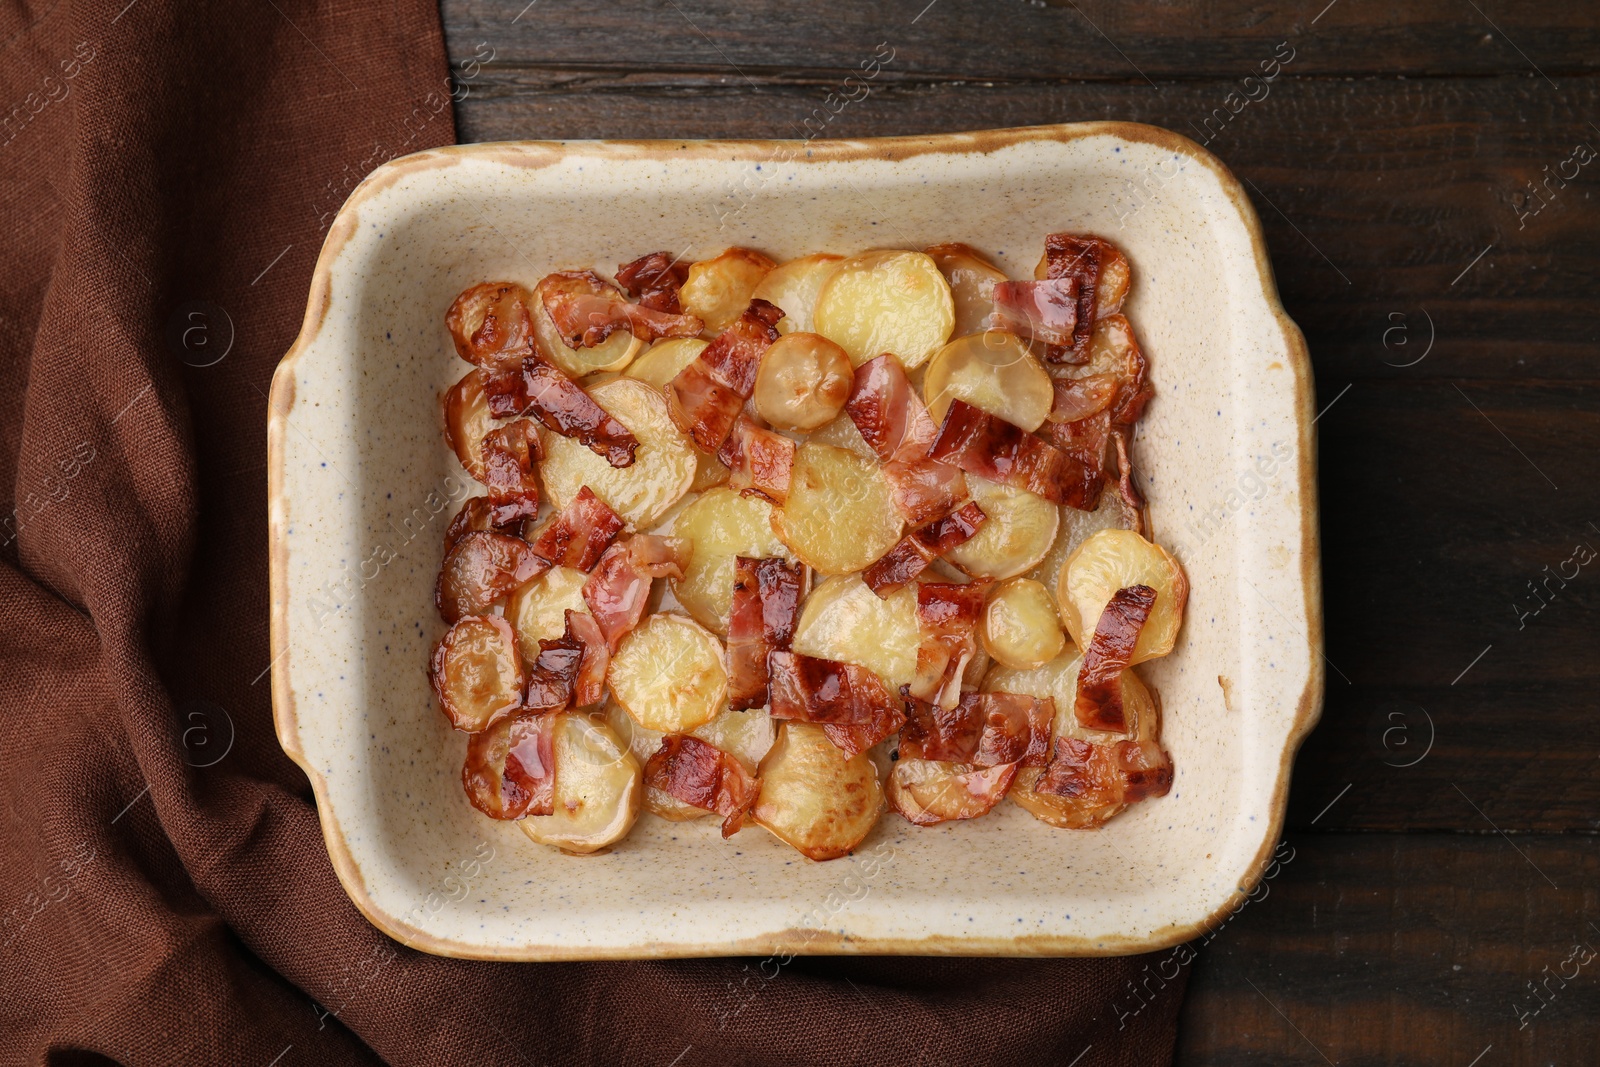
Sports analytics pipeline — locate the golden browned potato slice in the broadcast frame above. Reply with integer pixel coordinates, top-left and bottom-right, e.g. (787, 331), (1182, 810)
(1033, 244), (1131, 320)
(771, 443), (902, 574)
(625, 337), (709, 391)
(754, 722), (883, 861)
(506, 566), (591, 669)
(539, 378), (696, 530)
(982, 577), (1065, 670)
(922, 331), (1053, 431)
(680, 248), (777, 332)
(532, 279), (645, 377)
(670, 486), (795, 634)
(790, 574), (920, 692)
(813, 250), (954, 369)
(443, 369), (503, 482)
(926, 242), (1008, 338)
(605, 702), (777, 821)
(1023, 488), (1141, 594)
(805, 412), (877, 460)
(887, 758), (1015, 825)
(1057, 529), (1187, 663)
(750, 253), (843, 334)
(945, 475), (1059, 579)
(694, 707), (777, 772)
(753, 332), (853, 432)
(608, 613), (728, 733)
(520, 712), (642, 853)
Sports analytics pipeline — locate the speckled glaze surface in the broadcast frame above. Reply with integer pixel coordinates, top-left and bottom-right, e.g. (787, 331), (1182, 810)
(268, 123), (1322, 960)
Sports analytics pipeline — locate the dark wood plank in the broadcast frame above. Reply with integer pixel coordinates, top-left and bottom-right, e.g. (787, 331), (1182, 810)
(444, 0), (1600, 79)
(1178, 832), (1600, 1065)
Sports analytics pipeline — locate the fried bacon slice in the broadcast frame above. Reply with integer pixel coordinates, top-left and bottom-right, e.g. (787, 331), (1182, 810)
(899, 690), (1053, 767)
(726, 556), (805, 710)
(1034, 736), (1173, 804)
(444, 497), (518, 555)
(1075, 584), (1156, 732)
(615, 251), (690, 314)
(1041, 232), (1116, 363)
(862, 501), (987, 598)
(888, 759), (1018, 826)
(463, 711), (558, 819)
(845, 354), (969, 523)
(766, 650), (906, 758)
(582, 533), (692, 652)
(522, 610), (608, 711)
(437, 531), (546, 624)
(666, 299), (783, 452)
(527, 486), (624, 572)
(483, 352), (639, 467)
(645, 735), (760, 837)
(430, 614), (525, 732)
(1047, 374), (1118, 425)
(991, 278), (1078, 347)
(1111, 428), (1146, 531)
(538, 269), (703, 349)
(715, 415), (795, 505)
(445, 281), (535, 375)
(927, 399), (1095, 509)
(480, 419), (543, 526)
(908, 581), (989, 709)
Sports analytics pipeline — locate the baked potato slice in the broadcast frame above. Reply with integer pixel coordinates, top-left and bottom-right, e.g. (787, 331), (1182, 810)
(506, 566), (591, 669)
(813, 249), (954, 369)
(607, 612), (728, 734)
(1024, 486), (1141, 592)
(771, 443), (902, 574)
(925, 242), (1008, 339)
(624, 337), (709, 391)
(520, 712), (642, 853)
(680, 248), (777, 333)
(1057, 529), (1187, 663)
(669, 486), (794, 635)
(944, 475), (1059, 579)
(923, 331), (1053, 432)
(789, 573), (921, 693)
(982, 577), (1065, 670)
(753, 722), (883, 861)
(750, 253), (843, 334)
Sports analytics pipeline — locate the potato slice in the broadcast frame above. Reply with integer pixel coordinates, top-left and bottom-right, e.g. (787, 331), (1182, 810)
(887, 758), (1016, 826)
(1024, 488), (1141, 593)
(790, 574), (921, 692)
(539, 378), (695, 530)
(813, 250), (954, 369)
(754, 722), (883, 861)
(753, 332), (853, 432)
(670, 486), (794, 634)
(1057, 529), (1187, 663)
(608, 613), (728, 733)
(605, 703), (776, 821)
(442, 369), (503, 482)
(922, 331), (1053, 431)
(982, 577), (1065, 670)
(945, 475), (1059, 579)
(520, 712), (642, 853)
(506, 566), (591, 668)
(805, 412), (877, 460)
(925, 242), (1008, 338)
(532, 278), (645, 377)
(750, 253), (843, 334)
(771, 443), (902, 574)
(680, 248), (777, 333)
(625, 337), (709, 391)
(602, 700), (702, 821)
(430, 615), (524, 732)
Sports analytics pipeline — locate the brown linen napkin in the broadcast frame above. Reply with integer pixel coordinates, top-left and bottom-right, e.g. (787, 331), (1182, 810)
(0, 0), (1188, 1062)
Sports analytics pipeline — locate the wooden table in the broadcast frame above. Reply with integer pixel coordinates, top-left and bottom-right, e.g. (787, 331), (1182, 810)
(443, 3), (1600, 1060)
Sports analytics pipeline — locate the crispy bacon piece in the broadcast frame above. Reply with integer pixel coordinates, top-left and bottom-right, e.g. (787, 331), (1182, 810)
(908, 581), (989, 708)
(862, 501), (987, 598)
(899, 689), (1053, 767)
(991, 278), (1079, 347)
(1034, 736), (1174, 804)
(615, 251), (689, 314)
(1075, 584), (1156, 731)
(882, 457), (969, 527)
(726, 556), (805, 710)
(716, 415), (795, 505)
(484, 353), (638, 468)
(766, 650), (906, 758)
(582, 534), (692, 652)
(463, 711), (558, 819)
(645, 735), (760, 837)
(437, 531), (546, 624)
(927, 399), (1096, 508)
(539, 269), (703, 348)
(1041, 232), (1114, 363)
(445, 281), (535, 374)
(521, 610), (607, 711)
(481, 419), (543, 526)
(444, 497), (518, 554)
(846, 354), (969, 523)
(666, 299), (783, 452)
(527, 486), (624, 571)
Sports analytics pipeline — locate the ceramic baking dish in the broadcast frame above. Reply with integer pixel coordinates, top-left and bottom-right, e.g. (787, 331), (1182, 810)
(268, 122), (1322, 960)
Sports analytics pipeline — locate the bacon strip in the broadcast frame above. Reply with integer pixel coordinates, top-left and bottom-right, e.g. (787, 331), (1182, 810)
(899, 690), (1053, 767)
(862, 501), (987, 598)
(445, 282), (535, 375)
(726, 557), (805, 710)
(615, 251), (690, 314)
(1041, 232), (1109, 363)
(480, 419), (543, 526)
(1075, 585), (1156, 731)
(666, 300), (783, 452)
(645, 735), (760, 837)
(436, 531), (547, 624)
(991, 278), (1078, 347)
(715, 415), (795, 505)
(1111, 428), (1146, 532)
(582, 534), (692, 652)
(528, 486), (624, 572)
(539, 269), (703, 348)
(522, 616), (585, 712)
(908, 581), (989, 709)
(1034, 736), (1174, 804)
(462, 711), (557, 819)
(927, 399), (1096, 508)
(444, 497), (518, 555)
(484, 353), (639, 468)
(766, 650), (906, 758)
(845, 354), (968, 523)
